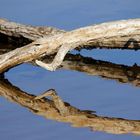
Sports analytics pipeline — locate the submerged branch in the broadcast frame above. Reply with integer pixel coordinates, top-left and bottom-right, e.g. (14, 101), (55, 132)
(0, 77), (140, 135)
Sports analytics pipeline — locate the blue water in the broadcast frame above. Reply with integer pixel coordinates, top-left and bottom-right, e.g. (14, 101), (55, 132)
(0, 0), (140, 140)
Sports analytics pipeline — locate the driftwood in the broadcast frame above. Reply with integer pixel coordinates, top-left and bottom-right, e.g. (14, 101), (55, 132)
(0, 41), (140, 88)
(1, 18), (140, 72)
(1, 19), (140, 135)
(0, 18), (64, 41)
(0, 77), (140, 135)
(0, 44), (139, 88)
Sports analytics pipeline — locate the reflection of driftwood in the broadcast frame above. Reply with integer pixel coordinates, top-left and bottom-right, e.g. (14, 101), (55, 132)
(0, 78), (140, 135)
(1, 18), (140, 72)
(37, 53), (140, 87)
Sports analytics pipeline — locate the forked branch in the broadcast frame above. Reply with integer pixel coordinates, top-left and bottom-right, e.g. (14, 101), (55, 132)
(1, 18), (140, 72)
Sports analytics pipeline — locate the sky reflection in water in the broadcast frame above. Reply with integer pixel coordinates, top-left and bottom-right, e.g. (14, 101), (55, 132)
(0, 0), (140, 140)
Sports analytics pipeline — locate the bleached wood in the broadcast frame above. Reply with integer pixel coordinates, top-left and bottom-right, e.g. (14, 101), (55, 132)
(0, 18), (64, 40)
(1, 18), (140, 72)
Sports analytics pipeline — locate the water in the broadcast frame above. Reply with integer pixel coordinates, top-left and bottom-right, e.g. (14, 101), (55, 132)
(0, 0), (140, 140)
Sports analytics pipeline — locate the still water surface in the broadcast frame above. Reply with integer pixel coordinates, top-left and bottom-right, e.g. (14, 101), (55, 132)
(1, 0), (140, 140)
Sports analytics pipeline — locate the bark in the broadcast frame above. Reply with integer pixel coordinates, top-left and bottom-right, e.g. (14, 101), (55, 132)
(1, 18), (140, 72)
(0, 77), (140, 135)
(0, 18), (64, 41)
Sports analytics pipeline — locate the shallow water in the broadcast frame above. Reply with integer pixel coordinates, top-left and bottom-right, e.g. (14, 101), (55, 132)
(1, 0), (140, 140)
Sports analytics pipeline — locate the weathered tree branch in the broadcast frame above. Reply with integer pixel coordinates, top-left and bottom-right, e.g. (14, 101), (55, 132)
(0, 18), (64, 41)
(1, 18), (140, 72)
(1, 78), (140, 135)
(0, 45), (139, 88)
(1, 19), (140, 135)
